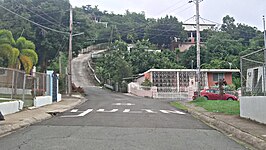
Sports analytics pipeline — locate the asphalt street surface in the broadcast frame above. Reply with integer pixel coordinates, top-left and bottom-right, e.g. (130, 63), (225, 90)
(0, 87), (247, 150)
(0, 53), (247, 150)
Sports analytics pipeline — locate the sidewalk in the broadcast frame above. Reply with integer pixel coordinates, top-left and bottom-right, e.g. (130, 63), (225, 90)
(181, 101), (266, 150)
(0, 96), (86, 137)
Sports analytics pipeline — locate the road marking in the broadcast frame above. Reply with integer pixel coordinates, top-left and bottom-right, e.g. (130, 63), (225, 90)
(70, 109), (78, 113)
(97, 109), (118, 113)
(160, 110), (186, 115)
(77, 109), (93, 116)
(60, 109), (186, 118)
(128, 110), (142, 113)
(123, 109), (130, 113)
(112, 103), (135, 106)
(61, 115), (79, 118)
(142, 109), (157, 113)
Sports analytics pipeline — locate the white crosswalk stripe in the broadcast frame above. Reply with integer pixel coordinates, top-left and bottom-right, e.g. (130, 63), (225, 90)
(61, 108), (186, 118)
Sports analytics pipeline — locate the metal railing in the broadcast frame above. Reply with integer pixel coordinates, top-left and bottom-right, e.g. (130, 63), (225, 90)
(0, 67), (50, 107)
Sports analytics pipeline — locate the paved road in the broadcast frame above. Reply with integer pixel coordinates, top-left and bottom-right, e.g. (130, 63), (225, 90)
(72, 53), (96, 87)
(0, 54), (247, 150)
(0, 87), (247, 150)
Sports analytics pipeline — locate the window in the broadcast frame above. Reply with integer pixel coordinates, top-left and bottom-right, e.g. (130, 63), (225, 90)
(213, 73), (224, 82)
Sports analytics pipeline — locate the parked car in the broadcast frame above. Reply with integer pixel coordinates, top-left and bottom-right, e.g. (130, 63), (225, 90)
(192, 89), (238, 100)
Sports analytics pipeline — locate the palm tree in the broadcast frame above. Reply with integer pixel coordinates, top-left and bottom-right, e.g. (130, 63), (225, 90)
(0, 30), (19, 67)
(16, 37), (38, 74)
(0, 29), (38, 74)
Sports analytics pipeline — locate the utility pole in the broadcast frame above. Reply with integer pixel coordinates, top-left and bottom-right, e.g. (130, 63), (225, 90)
(59, 51), (62, 75)
(263, 16), (266, 95)
(263, 16), (266, 48)
(196, 0), (201, 97)
(68, 5), (73, 96)
(189, 0), (202, 97)
(263, 16), (266, 59)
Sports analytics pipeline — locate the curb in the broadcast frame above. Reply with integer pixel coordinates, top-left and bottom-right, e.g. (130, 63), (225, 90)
(185, 105), (266, 150)
(0, 113), (52, 137)
(0, 96), (87, 137)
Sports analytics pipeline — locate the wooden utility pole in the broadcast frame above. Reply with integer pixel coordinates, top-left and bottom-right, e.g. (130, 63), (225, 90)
(263, 16), (266, 95)
(68, 5), (73, 96)
(195, 0), (201, 97)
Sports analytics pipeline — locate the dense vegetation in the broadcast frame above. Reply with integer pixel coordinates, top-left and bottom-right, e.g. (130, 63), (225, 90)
(0, 0), (264, 87)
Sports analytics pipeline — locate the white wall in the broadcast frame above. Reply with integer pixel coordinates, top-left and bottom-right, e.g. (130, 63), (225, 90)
(128, 82), (157, 98)
(240, 96), (266, 124)
(0, 101), (20, 115)
(34, 96), (52, 108)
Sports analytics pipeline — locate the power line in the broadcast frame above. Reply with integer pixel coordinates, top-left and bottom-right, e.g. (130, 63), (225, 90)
(174, 5), (193, 15)
(22, 5), (68, 30)
(156, 0), (186, 15)
(148, 5), (194, 40)
(169, 3), (190, 14)
(29, 3), (68, 28)
(0, 4), (69, 34)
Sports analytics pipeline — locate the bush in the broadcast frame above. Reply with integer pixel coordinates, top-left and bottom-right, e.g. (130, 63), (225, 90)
(141, 79), (152, 87)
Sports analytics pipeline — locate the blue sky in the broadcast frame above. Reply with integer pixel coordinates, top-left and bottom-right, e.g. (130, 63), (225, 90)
(70, 0), (266, 30)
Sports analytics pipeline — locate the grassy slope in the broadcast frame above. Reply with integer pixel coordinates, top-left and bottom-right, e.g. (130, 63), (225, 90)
(190, 98), (240, 115)
(170, 101), (188, 111)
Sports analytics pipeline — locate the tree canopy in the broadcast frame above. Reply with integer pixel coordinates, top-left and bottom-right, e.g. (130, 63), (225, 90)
(1, 1), (264, 87)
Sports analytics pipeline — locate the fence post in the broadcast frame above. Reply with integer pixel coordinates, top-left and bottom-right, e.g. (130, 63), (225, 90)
(43, 74), (45, 95)
(240, 57), (244, 96)
(34, 76), (36, 97)
(11, 70), (15, 100)
(262, 62), (266, 96)
(22, 73), (26, 102)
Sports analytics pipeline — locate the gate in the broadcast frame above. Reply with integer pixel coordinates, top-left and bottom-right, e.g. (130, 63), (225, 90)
(153, 87), (189, 100)
(241, 49), (266, 96)
(52, 72), (58, 102)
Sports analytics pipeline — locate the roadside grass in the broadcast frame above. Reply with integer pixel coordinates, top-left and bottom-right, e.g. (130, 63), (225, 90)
(0, 94), (33, 107)
(170, 101), (188, 111)
(190, 97), (240, 115)
(0, 100), (13, 103)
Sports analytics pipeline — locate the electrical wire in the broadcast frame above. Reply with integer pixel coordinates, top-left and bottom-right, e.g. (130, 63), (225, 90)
(29, 3), (68, 28)
(156, 0), (186, 15)
(0, 4), (69, 34)
(22, 5), (68, 31)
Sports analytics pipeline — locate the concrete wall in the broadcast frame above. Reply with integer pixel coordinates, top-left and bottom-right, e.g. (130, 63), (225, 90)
(34, 96), (52, 108)
(128, 82), (157, 98)
(0, 101), (21, 115)
(240, 96), (266, 124)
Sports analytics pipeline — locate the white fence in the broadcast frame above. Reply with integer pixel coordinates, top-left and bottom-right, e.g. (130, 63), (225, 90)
(128, 82), (192, 100)
(128, 83), (157, 98)
(153, 87), (191, 100)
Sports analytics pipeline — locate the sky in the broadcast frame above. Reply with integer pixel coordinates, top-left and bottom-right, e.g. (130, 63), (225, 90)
(70, 0), (266, 30)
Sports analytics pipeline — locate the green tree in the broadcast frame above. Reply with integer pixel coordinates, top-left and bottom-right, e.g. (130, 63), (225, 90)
(145, 15), (186, 48)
